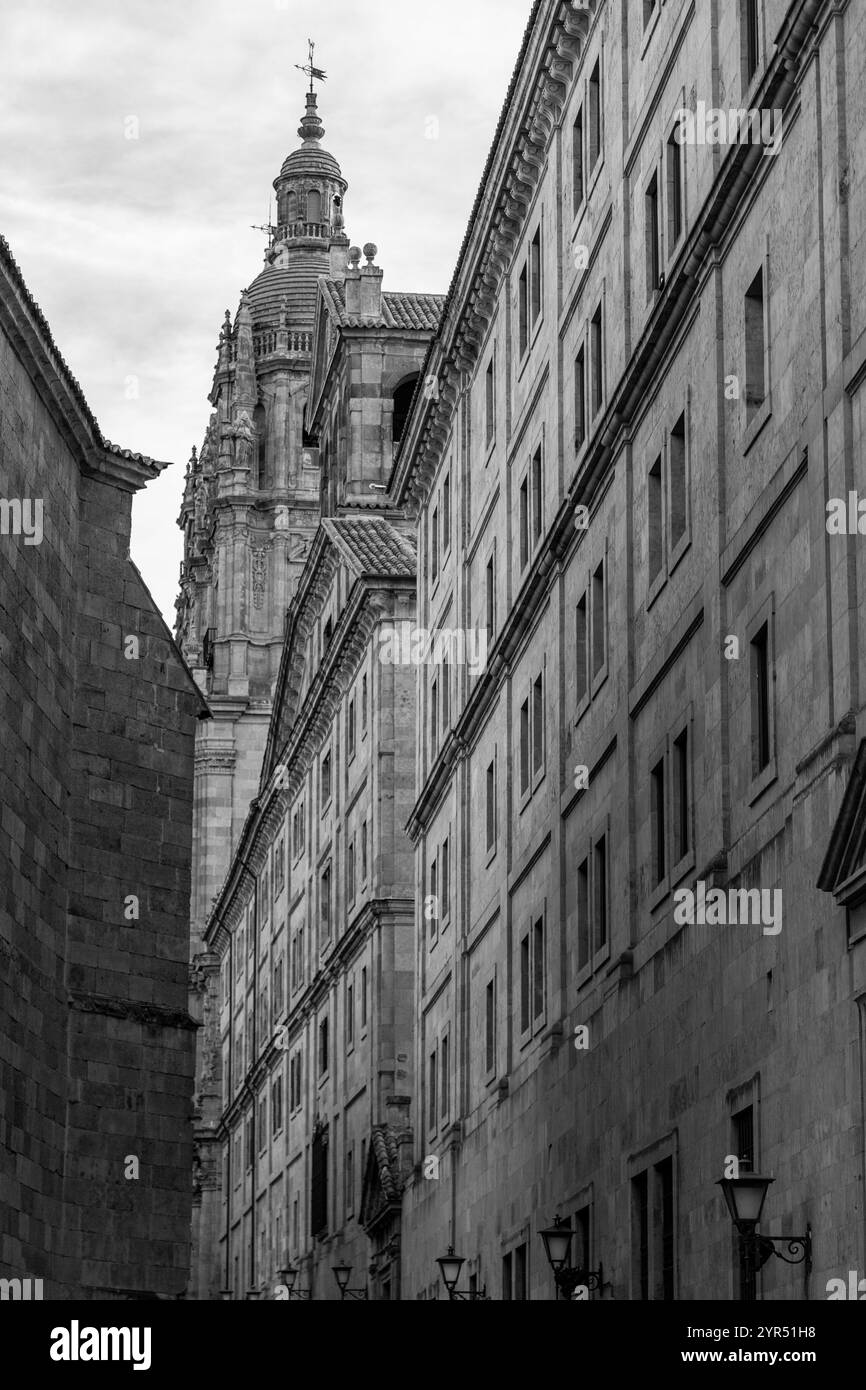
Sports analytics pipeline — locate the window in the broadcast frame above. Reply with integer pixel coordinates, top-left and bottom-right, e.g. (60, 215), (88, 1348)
(519, 697), (530, 798)
(292, 1195), (299, 1249)
(518, 227), (543, 357)
(443, 473), (451, 554)
(531, 447), (542, 544)
(651, 757), (667, 886)
(275, 837), (285, 896)
(361, 821), (368, 883)
(667, 125), (684, 248)
(520, 915), (545, 1034)
(573, 106), (584, 212)
(648, 455), (663, 583)
(246, 1115), (254, 1169)
(577, 857), (590, 971)
(290, 1051), (302, 1112)
(646, 170), (660, 296)
(502, 1251), (513, 1300)
(588, 60), (601, 170)
(486, 758), (497, 853)
(361, 966), (368, 1028)
(428, 1048), (438, 1131)
(745, 266), (766, 422)
(292, 802), (305, 860)
(320, 864), (331, 945)
(591, 559), (606, 678)
(260, 868), (270, 926)
(441, 837), (450, 923)
(347, 698), (356, 761)
(532, 673), (544, 778)
(273, 956), (284, 1022)
(431, 678), (439, 755)
(346, 980), (354, 1050)
(310, 1123), (328, 1235)
(519, 477), (529, 571)
(429, 855), (438, 943)
(633, 1171), (649, 1299)
(733, 1105), (756, 1298)
(318, 1017), (329, 1077)
(272, 1076), (283, 1135)
(440, 1034), (449, 1120)
(346, 1147), (355, 1217)
(485, 978), (496, 1074)
(485, 554), (495, 636)
(655, 1157), (675, 1300)
(576, 593), (588, 704)
(441, 665), (450, 737)
(575, 347), (587, 449)
(518, 263), (528, 356)
(590, 304), (604, 416)
(361, 674), (368, 732)
(751, 622), (771, 774)
(742, 0), (760, 86)
(486, 358), (495, 446)
(593, 835), (608, 953)
(633, 1158), (676, 1299)
(672, 729), (690, 863)
(323, 616), (333, 651)
(431, 507), (439, 583)
(321, 750), (332, 807)
(530, 229), (542, 326)
(514, 1243), (528, 1300)
(669, 412), (687, 550)
(347, 836), (356, 906)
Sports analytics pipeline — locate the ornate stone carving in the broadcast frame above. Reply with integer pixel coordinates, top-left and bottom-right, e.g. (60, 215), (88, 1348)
(251, 547), (268, 609)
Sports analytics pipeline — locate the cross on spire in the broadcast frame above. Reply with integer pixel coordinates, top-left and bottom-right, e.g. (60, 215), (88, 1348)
(295, 39), (326, 95)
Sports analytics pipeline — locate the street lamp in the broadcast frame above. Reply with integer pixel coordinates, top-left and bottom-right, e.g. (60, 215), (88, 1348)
(332, 1263), (369, 1301)
(435, 1246), (488, 1300)
(539, 1216), (603, 1301)
(716, 1170), (812, 1294)
(278, 1265), (310, 1301)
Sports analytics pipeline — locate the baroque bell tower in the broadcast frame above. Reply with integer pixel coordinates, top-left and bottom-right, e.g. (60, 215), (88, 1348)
(175, 68), (349, 1299)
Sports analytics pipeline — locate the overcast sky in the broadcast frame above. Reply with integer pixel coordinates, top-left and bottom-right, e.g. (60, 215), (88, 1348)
(1, 0), (530, 624)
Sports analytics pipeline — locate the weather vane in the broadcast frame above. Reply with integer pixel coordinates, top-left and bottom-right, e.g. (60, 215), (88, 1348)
(294, 39), (326, 94)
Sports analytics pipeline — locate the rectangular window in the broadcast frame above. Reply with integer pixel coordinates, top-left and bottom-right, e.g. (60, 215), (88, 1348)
(654, 1156), (675, 1300)
(361, 821), (368, 883)
(441, 837), (450, 922)
(667, 126), (684, 248)
(441, 665), (450, 736)
(520, 697), (530, 797)
(431, 677), (439, 755)
(651, 758), (666, 885)
(485, 978), (495, 1074)
(514, 1243), (527, 1301)
(532, 673), (544, 778)
(648, 455), (663, 583)
(577, 856), (590, 970)
(486, 759), (496, 852)
(673, 728), (690, 863)
(428, 1048), (438, 1131)
(322, 751), (332, 807)
(591, 559), (606, 677)
(431, 506), (439, 582)
(751, 622), (771, 773)
(318, 1017), (329, 1077)
(530, 229), (542, 326)
(443, 473), (451, 554)
(440, 1034), (449, 1120)
(361, 673), (368, 731)
(502, 1251), (513, 1301)
(346, 1147), (354, 1217)
(429, 856), (438, 943)
(275, 837), (285, 896)
(588, 59), (601, 170)
(743, 0), (760, 85)
(646, 170), (660, 296)
(346, 981), (354, 1049)
(519, 476), (529, 571)
(486, 554), (495, 635)
(575, 347), (587, 448)
(531, 447), (542, 543)
(669, 412), (687, 550)
(590, 304), (604, 416)
(272, 1077), (283, 1135)
(594, 835), (608, 952)
(310, 1123), (328, 1236)
(576, 593), (588, 704)
(520, 933), (531, 1034)
(347, 698), (356, 761)
(486, 358), (495, 445)
(532, 915), (545, 1022)
(573, 106), (584, 212)
(745, 266), (766, 422)
(361, 965), (368, 1028)
(519, 263), (528, 356)
(347, 836), (356, 905)
(320, 864), (331, 944)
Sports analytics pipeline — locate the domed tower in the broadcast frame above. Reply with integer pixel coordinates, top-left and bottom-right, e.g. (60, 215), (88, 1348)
(176, 75), (349, 1302)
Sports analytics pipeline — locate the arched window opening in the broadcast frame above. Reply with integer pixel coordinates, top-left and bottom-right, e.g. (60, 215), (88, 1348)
(307, 189), (322, 224)
(392, 374), (421, 444)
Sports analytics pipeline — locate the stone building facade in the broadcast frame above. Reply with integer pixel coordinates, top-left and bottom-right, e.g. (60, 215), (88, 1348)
(178, 87), (444, 1298)
(0, 235), (206, 1298)
(390, 0), (866, 1299)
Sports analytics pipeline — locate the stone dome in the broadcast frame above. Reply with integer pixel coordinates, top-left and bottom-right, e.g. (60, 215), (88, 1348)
(245, 257), (330, 328)
(279, 144), (343, 180)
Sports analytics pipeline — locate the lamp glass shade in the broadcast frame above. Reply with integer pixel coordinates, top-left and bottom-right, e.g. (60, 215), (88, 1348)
(436, 1247), (465, 1291)
(332, 1264), (352, 1292)
(717, 1173), (773, 1228)
(540, 1221), (574, 1272)
(279, 1266), (297, 1291)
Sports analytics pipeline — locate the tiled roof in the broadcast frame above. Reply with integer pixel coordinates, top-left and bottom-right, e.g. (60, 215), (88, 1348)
(323, 516), (416, 578)
(324, 278), (445, 331)
(0, 234), (166, 470)
(246, 258), (330, 328)
(370, 1125), (404, 1203)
